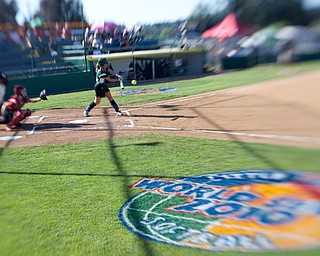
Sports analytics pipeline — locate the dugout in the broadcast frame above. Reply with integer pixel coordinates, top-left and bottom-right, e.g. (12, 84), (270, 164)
(79, 47), (205, 83)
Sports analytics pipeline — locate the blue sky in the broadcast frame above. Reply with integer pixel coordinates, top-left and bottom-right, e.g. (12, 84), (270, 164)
(15, 0), (320, 26)
(304, 0), (320, 9)
(15, 0), (213, 26)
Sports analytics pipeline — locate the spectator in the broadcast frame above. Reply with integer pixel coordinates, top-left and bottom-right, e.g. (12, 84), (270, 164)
(72, 36), (82, 45)
(54, 22), (62, 42)
(92, 29), (102, 54)
(61, 22), (73, 41)
(82, 27), (91, 47)
(33, 26), (46, 43)
(104, 32), (112, 44)
(144, 61), (153, 80)
(17, 21), (31, 49)
(48, 36), (58, 63)
(127, 62), (145, 81)
(161, 59), (170, 77)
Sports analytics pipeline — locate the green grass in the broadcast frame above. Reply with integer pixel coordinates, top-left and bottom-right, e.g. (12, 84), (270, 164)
(1, 61), (320, 256)
(1, 135), (320, 256)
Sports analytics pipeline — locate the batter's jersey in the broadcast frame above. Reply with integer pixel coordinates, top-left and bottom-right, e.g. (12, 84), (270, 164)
(96, 69), (112, 84)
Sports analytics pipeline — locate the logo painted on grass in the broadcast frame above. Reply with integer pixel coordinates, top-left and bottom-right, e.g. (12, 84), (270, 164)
(113, 87), (178, 96)
(119, 170), (320, 252)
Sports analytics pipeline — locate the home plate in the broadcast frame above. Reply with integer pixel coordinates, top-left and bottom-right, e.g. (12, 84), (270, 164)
(0, 136), (23, 141)
(69, 119), (88, 124)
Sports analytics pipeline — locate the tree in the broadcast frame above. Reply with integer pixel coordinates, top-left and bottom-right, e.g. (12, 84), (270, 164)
(159, 24), (178, 40)
(233, 0), (308, 27)
(35, 0), (84, 22)
(0, 0), (18, 23)
(62, 0), (83, 22)
(188, 1), (231, 32)
(187, 0), (310, 33)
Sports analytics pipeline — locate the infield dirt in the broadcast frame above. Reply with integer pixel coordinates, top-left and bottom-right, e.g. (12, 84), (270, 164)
(1, 70), (319, 149)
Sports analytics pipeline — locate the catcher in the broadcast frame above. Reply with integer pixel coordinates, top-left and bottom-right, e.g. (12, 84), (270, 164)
(0, 85), (48, 131)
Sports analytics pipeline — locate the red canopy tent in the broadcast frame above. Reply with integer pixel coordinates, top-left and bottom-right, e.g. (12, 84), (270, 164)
(90, 21), (118, 32)
(201, 13), (255, 43)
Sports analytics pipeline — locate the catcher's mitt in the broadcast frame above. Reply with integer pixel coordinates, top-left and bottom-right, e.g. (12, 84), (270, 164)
(39, 89), (48, 100)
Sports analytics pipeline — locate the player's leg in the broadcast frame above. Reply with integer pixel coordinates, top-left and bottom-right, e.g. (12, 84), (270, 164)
(84, 83), (105, 117)
(105, 91), (122, 116)
(0, 104), (5, 123)
(1, 105), (13, 124)
(6, 109), (31, 131)
(84, 96), (101, 117)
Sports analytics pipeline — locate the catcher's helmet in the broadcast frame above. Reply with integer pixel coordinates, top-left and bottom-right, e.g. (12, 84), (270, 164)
(0, 72), (9, 85)
(14, 85), (29, 101)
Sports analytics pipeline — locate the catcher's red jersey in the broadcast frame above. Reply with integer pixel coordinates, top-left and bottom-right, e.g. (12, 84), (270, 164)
(5, 95), (28, 111)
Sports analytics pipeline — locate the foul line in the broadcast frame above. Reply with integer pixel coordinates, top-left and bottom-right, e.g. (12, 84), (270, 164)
(124, 81), (283, 114)
(122, 88), (320, 146)
(126, 93), (217, 113)
(132, 125), (320, 145)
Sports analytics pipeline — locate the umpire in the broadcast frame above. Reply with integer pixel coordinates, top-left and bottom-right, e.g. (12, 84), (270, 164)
(0, 72), (9, 123)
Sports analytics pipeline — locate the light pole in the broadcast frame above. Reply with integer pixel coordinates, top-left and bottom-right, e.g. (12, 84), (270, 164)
(81, 3), (88, 72)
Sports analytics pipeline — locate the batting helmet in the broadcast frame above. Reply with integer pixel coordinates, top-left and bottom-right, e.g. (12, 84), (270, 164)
(14, 85), (29, 101)
(0, 72), (9, 85)
(97, 58), (109, 66)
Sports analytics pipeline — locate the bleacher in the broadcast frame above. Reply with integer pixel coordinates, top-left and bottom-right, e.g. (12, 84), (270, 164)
(0, 28), (160, 79)
(0, 44), (31, 73)
(0, 41), (86, 78)
(61, 44), (86, 57)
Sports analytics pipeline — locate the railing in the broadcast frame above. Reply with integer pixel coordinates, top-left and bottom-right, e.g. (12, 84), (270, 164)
(60, 41), (160, 57)
(6, 64), (89, 79)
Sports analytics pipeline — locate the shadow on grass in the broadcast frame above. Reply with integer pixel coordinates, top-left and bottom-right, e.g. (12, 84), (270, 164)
(0, 171), (184, 179)
(114, 141), (163, 147)
(103, 108), (155, 256)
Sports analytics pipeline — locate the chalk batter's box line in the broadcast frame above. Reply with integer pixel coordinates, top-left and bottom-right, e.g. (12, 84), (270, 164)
(28, 119), (135, 135)
(27, 126), (132, 135)
(27, 112), (125, 134)
(30, 111), (130, 122)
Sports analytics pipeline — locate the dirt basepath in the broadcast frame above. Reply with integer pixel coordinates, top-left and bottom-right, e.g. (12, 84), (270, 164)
(1, 70), (320, 148)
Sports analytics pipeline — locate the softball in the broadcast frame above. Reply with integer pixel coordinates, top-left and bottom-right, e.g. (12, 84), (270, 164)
(131, 80), (137, 85)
